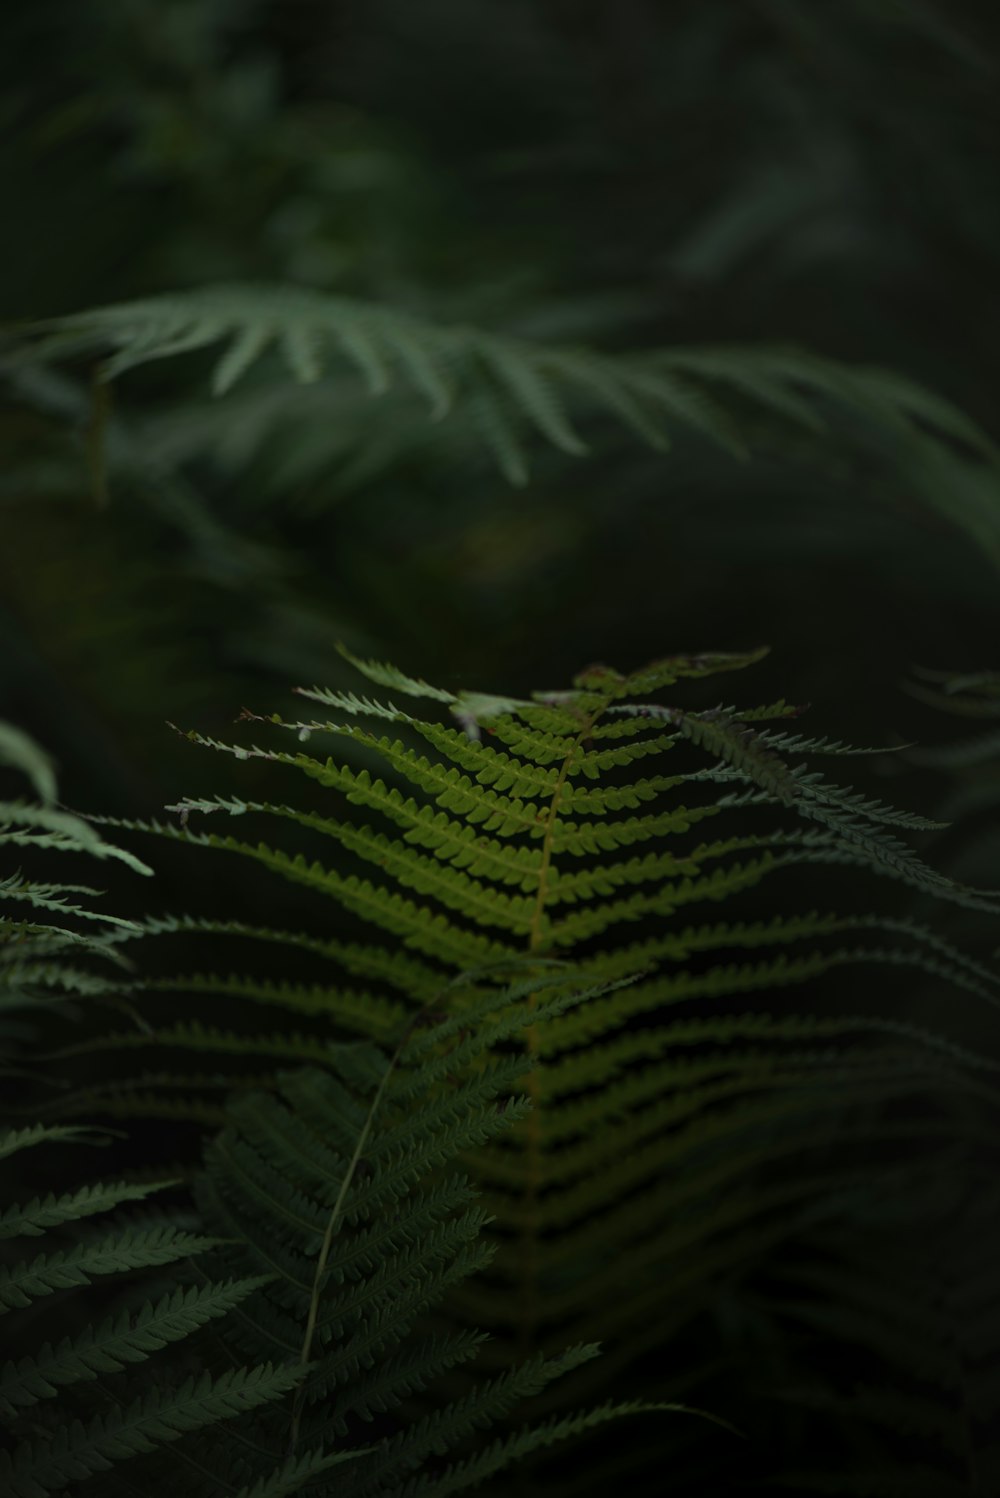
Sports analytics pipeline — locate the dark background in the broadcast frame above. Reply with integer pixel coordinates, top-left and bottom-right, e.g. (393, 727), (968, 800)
(3, 1), (999, 790)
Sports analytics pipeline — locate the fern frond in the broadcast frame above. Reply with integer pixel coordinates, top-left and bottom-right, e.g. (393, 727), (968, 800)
(0, 801), (152, 874)
(0, 877), (140, 929)
(0, 1277), (273, 1415)
(0, 724), (58, 804)
(228, 1448), (366, 1498)
(349, 1343), (603, 1491)
(1, 1363), (304, 1498)
(333, 646), (458, 704)
(0, 727), (154, 1095)
(378, 1399), (685, 1498)
(138, 914), (444, 998)
(169, 995), (652, 1492)
(137, 974), (409, 1039)
(0, 1124), (111, 1162)
(22, 288), (1000, 558)
(68, 648), (1000, 1420)
(0, 1223), (223, 1312)
(0, 1121), (310, 1497)
(0, 1178), (175, 1241)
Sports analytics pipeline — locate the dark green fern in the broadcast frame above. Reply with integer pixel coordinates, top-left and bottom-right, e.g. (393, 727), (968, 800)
(187, 980), (682, 1498)
(0, 1121), (308, 1498)
(2, 978), (674, 1497)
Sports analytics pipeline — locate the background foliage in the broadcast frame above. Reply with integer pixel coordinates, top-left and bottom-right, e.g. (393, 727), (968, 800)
(3, 1), (1000, 1493)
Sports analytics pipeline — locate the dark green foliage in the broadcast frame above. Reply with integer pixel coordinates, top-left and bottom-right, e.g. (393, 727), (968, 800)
(69, 647), (1000, 1420)
(190, 1012), (675, 1497)
(1, 997), (672, 1497)
(0, 1123), (296, 1498)
(2, 1), (999, 782)
(0, 722), (152, 1085)
(762, 1163), (1000, 1495)
(18, 286), (1000, 560)
(3, 3), (1000, 1493)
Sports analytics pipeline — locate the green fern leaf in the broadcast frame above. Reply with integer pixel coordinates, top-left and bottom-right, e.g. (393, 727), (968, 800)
(0, 1277), (273, 1415)
(0, 1179), (175, 1242)
(0, 1224), (223, 1312)
(379, 1399), (688, 1498)
(0, 1125), (110, 1163)
(229, 1448), (367, 1498)
(0, 1363), (304, 1498)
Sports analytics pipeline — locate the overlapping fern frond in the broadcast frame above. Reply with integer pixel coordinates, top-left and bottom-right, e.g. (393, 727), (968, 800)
(0, 1121), (305, 1498)
(16, 285), (1000, 558)
(2, 991), (667, 1497)
(72, 646), (1000, 1382)
(0, 722), (152, 1088)
(190, 996), (681, 1498)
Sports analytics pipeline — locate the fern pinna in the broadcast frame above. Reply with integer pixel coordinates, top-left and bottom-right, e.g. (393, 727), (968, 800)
(78, 646), (1000, 1372)
(2, 982), (669, 1498)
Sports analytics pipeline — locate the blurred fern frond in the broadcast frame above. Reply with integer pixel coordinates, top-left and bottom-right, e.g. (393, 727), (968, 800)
(907, 667), (1000, 770)
(0, 722), (152, 1088)
(15, 285), (1000, 562)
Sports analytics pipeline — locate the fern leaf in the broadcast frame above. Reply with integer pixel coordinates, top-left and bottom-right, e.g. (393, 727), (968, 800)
(0, 1363), (303, 1498)
(0, 1179), (175, 1242)
(333, 646), (458, 704)
(0, 1124), (110, 1162)
(0, 1277), (273, 1415)
(140, 973), (408, 1038)
(138, 914), (444, 999)
(379, 1400), (683, 1498)
(0, 723), (58, 804)
(349, 1344), (602, 1492)
(478, 338), (588, 455)
(465, 373), (531, 484)
(69, 641), (1000, 1454)
(536, 347), (672, 449)
(230, 1448), (367, 1498)
(0, 1224), (223, 1312)
(23, 287), (1000, 568)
